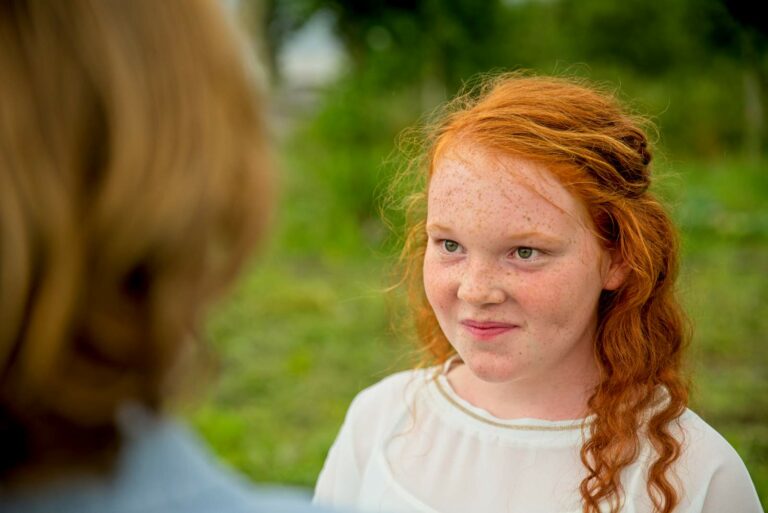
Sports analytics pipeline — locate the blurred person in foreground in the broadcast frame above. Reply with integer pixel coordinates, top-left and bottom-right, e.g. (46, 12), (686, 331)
(0, 1), (331, 512)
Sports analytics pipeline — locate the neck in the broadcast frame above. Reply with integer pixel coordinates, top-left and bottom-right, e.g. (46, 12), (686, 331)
(446, 356), (599, 421)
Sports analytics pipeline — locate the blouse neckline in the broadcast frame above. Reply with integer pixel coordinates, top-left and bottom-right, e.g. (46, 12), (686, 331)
(428, 356), (594, 433)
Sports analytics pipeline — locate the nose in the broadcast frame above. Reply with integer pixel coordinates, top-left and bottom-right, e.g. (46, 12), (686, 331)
(457, 258), (506, 306)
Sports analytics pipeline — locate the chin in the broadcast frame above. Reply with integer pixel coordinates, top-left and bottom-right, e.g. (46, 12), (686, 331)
(463, 353), (525, 384)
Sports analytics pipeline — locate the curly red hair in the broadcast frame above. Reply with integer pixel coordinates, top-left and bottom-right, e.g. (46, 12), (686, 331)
(396, 73), (690, 513)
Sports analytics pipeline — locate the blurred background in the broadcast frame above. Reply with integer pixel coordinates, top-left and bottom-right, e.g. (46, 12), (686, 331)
(190, 0), (767, 505)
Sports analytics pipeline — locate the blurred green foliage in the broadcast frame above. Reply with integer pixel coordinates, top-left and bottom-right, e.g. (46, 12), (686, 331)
(188, 0), (767, 508)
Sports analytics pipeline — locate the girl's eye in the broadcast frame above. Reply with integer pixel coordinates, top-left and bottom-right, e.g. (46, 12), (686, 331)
(442, 240), (461, 253)
(515, 247), (536, 259)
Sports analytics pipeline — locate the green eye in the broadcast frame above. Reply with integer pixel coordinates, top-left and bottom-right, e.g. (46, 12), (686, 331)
(443, 240), (460, 253)
(517, 247), (534, 259)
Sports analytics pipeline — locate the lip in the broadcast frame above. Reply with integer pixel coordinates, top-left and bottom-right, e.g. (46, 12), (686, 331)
(460, 319), (518, 340)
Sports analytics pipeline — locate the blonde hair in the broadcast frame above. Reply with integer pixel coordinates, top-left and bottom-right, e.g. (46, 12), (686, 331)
(0, 0), (270, 478)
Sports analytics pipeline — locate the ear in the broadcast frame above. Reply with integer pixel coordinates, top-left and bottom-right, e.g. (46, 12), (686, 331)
(603, 250), (629, 291)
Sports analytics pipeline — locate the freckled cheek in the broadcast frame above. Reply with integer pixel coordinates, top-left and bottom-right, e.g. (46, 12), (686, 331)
(516, 275), (576, 325)
(502, 272), (556, 305)
(423, 264), (458, 315)
(528, 274), (600, 330)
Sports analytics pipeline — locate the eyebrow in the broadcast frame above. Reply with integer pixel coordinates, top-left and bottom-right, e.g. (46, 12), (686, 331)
(425, 223), (453, 234)
(426, 223), (563, 245)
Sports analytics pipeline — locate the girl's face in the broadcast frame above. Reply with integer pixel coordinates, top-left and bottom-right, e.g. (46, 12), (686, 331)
(423, 143), (624, 387)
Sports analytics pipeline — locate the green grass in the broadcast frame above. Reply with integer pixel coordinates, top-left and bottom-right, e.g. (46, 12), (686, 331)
(186, 155), (767, 508)
(189, 252), (411, 486)
(671, 159), (768, 507)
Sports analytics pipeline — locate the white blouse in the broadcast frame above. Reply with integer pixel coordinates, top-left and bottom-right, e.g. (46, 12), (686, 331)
(313, 367), (763, 513)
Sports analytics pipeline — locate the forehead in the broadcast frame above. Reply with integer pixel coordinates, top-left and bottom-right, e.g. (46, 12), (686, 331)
(428, 143), (588, 230)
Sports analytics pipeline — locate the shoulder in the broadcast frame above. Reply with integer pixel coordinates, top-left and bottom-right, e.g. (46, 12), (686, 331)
(333, 367), (431, 458)
(313, 368), (431, 503)
(676, 409), (746, 468)
(248, 486), (339, 513)
(120, 417), (323, 512)
(344, 368), (430, 422)
(0, 416), (326, 513)
(672, 409), (762, 511)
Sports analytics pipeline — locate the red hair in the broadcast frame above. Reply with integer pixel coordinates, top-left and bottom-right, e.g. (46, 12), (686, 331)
(395, 73), (689, 513)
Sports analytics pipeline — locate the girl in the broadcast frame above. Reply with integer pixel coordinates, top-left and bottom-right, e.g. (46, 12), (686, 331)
(313, 75), (763, 513)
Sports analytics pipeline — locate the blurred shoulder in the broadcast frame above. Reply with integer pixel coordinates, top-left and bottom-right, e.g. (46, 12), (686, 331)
(248, 486), (339, 513)
(0, 413), (326, 513)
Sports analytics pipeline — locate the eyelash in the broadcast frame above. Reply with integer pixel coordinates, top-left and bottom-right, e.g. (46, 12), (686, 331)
(436, 239), (542, 262)
(439, 239), (463, 254)
(509, 247), (540, 260)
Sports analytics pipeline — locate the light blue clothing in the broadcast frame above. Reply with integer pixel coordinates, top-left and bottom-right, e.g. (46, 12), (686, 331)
(0, 407), (332, 513)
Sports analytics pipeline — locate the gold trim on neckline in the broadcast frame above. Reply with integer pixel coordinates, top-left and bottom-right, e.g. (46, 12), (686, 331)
(432, 374), (592, 432)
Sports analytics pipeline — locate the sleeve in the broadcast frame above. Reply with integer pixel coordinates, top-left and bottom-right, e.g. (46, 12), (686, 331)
(312, 390), (370, 509)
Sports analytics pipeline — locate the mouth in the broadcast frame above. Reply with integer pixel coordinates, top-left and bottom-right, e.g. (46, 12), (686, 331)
(460, 319), (518, 340)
